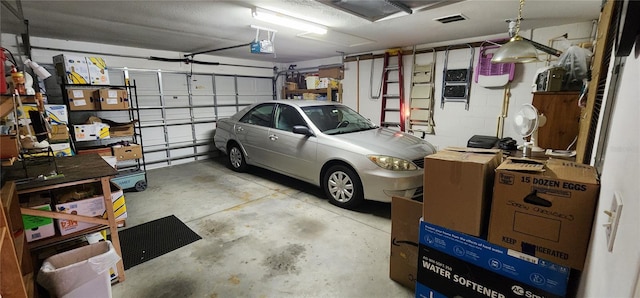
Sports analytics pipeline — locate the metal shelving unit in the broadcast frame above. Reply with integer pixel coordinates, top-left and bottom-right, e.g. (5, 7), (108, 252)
(62, 82), (148, 191)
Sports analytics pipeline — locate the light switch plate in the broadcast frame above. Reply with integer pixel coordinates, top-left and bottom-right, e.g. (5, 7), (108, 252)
(606, 192), (623, 252)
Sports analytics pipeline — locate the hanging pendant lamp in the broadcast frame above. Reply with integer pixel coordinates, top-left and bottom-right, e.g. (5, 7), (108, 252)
(491, 0), (538, 63)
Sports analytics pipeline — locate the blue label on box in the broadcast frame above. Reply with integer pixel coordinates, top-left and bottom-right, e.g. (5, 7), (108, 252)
(417, 220), (570, 298)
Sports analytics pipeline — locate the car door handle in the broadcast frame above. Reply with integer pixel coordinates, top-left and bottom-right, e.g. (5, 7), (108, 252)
(269, 134), (278, 141)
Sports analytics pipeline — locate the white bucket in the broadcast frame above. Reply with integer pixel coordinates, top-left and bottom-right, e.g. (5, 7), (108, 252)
(305, 76), (319, 89)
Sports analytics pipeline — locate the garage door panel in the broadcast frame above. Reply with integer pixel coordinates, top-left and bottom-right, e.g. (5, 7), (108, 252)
(162, 73), (188, 94)
(191, 75), (214, 96)
(194, 123), (215, 140)
(167, 124), (193, 143)
(129, 72), (160, 92)
(193, 107), (216, 120)
(217, 106), (242, 118)
(215, 76), (236, 94)
(163, 95), (190, 107)
(164, 108), (191, 121)
(192, 95), (215, 106)
(138, 109), (164, 122)
(136, 95), (161, 107)
(237, 77), (272, 96)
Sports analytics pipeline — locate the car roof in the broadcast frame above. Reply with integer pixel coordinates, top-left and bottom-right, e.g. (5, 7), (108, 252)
(271, 100), (342, 108)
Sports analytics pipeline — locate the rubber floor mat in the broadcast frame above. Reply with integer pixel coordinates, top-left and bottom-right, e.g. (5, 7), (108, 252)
(118, 215), (201, 270)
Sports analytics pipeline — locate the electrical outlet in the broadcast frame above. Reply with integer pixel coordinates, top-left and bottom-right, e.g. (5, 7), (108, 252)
(604, 192), (623, 252)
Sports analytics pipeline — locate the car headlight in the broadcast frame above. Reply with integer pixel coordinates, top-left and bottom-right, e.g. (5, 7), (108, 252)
(368, 155), (418, 171)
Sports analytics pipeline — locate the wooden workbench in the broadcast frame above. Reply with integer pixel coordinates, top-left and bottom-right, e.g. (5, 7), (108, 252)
(2, 154), (126, 283)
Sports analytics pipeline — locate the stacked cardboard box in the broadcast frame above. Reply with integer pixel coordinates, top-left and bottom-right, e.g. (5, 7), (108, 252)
(16, 104), (72, 156)
(411, 147), (599, 296)
(66, 89), (99, 111)
(416, 220), (571, 298)
(21, 193), (56, 242)
(74, 123), (110, 141)
(112, 143), (142, 161)
(53, 54), (110, 85)
(389, 197), (422, 290)
(422, 147), (502, 237)
(487, 158), (600, 270)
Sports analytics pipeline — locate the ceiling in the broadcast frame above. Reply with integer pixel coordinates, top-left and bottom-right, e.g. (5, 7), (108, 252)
(1, 0), (603, 63)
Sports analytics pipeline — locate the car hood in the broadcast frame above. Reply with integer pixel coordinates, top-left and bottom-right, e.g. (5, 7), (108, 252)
(329, 128), (436, 160)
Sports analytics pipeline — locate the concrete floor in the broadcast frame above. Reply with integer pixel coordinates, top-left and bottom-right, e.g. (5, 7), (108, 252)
(111, 156), (414, 298)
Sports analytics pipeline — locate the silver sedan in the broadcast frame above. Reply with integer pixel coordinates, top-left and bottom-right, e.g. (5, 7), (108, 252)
(213, 100), (436, 208)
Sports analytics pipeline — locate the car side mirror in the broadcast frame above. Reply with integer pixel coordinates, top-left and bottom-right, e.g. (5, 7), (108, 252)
(292, 125), (314, 136)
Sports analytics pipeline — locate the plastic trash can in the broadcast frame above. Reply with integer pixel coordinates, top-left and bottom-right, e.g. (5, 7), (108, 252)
(37, 241), (121, 298)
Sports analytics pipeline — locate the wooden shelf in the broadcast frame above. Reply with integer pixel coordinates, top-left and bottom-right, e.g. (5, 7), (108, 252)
(284, 88), (339, 94)
(23, 224), (108, 250)
(0, 181), (28, 298)
(282, 84), (342, 102)
(3, 154), (126, 285)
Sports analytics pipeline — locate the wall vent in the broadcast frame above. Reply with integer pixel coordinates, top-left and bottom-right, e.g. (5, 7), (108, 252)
(434, 13), (468, 24)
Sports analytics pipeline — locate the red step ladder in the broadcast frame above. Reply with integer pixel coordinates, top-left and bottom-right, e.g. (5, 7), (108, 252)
(380, 49), (405, 131)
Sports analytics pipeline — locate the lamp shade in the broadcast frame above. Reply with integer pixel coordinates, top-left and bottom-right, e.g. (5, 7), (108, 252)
(491, 36), (539, 63)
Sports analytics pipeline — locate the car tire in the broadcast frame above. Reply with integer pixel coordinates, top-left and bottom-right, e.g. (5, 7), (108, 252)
(227, 143), (247, 172)
(323, 165), (364, 209)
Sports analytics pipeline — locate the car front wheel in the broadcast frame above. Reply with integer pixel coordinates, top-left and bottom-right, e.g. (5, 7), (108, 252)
(227, 143), (247, 172)
(323, 165), (364, 209)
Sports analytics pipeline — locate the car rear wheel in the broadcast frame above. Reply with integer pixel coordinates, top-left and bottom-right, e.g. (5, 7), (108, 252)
(228, 143), (247, 172)
(323, 165), (364, 209)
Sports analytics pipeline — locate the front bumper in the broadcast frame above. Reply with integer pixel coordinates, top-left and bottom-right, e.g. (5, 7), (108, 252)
(359, 167), (424, 203)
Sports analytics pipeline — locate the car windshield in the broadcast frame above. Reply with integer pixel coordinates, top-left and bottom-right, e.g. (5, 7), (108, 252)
(302, 105), (377, 135)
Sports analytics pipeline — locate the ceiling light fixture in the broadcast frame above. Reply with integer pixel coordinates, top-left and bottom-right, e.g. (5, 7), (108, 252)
(491, 0), (538, 63)
(252, 7), (327, 35)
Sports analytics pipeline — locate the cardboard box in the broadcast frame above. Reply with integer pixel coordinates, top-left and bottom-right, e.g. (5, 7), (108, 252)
(66, 89), (99, 111)
(417, 220), (570, 298)
(96, 89), (129, 110)
(55, 196), (106, 236)
(0, 134), (19, 159)
(317, 77), (330, 89)
(318, 66), (344, 79)
(302, 93), (318, 100)
(86, 56), (110, 85)
(44, 104), (69, 125)
(389, 197), (422, 291)
(487, 158), (600, 270)
(53, 54), (91, 85)
(104, 182), (127, 222)
(423, 147), (502, 237)
(21, 142), (72, 158)
(285, 82), (298, 90)
(49, 124), (70, 142)
(109, 122), (134, 137)
(21, 124), (69, 142)
(52, 142), (72, 157)
(18, 104), (69, 125)
(21, 194), (56, 243)
(74, 123), (110, 141)
(112, 143), (142, 161)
